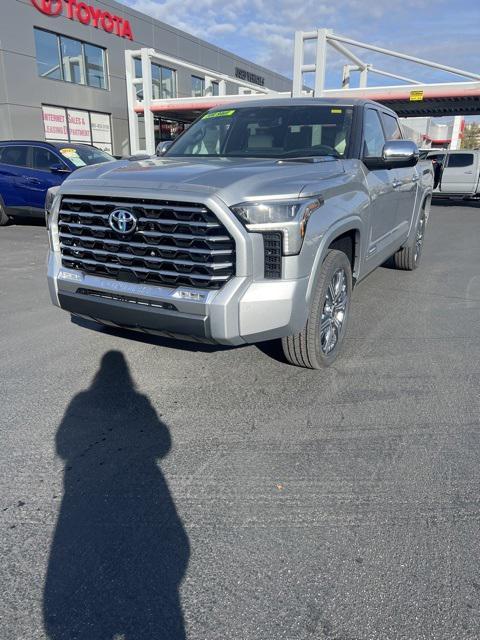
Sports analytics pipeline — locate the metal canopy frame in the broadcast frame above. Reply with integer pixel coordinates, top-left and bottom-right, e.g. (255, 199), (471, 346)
(125, 32), (480, 155)
(292, 29), (480, 96)
(125, 48), (274, 154)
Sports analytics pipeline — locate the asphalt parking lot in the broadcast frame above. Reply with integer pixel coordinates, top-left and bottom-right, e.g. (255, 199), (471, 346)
(1, 202), (480, 640)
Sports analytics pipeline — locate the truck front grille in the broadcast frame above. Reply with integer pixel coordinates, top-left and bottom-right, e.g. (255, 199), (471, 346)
(57, 195), (235, 290)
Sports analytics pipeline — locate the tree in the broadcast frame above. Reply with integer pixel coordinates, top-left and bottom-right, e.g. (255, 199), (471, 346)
(461, 123), (480, 149)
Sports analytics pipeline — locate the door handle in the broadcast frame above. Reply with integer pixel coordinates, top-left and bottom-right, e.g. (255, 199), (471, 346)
(411, 175), (419, 182)
(392, 180), (401, 189)
(26, 177), (42, 185)
(464, 171), (473, 175)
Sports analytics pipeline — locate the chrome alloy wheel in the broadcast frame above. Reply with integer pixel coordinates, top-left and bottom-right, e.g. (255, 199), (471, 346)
(320, 267), (348, 355)
(414, 214), (426, 263)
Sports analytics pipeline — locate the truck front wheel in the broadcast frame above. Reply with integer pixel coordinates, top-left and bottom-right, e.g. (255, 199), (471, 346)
(282, 249), (352, 369)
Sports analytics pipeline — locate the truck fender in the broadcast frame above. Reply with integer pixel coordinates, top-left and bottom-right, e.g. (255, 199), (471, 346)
(305, 215), (364, 307)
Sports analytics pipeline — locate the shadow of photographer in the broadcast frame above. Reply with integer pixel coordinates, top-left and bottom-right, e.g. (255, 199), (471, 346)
(43, 351), (189, 640)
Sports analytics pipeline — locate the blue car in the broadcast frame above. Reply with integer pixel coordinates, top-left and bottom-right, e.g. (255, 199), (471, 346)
(0, 141), (114, 225)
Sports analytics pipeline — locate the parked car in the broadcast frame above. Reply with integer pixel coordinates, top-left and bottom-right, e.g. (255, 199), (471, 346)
(0, 141), (114, 225)
(423, 149), (480, 199)
(47, 98), (433, 368)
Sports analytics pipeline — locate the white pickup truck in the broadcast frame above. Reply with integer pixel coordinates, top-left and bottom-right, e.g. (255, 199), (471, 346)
(423, 149), (480, 199)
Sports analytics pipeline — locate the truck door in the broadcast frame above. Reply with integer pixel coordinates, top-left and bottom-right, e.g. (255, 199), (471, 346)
(380, 111), (418, 243)
(440, 152), (478, 195)
(361, 108), (398, 264)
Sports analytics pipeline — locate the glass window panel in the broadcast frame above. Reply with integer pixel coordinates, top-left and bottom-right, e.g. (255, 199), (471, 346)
(32, 147), (63, 171)
(191, 76), (204, 97)
(42, 106), (69, 140)
(84, 44), (106, 89)
(1, 146), (29, 167)
(134, 59), (144, 99)
(60, 37), (85, 85)
(91, 113), (112, 145)
(161, 67), (176, 99)
(152, 63), (162, 100)
(134, 58), (142, 78)
(363, 109), (386, 158)
(67, 109), (92, 143)
(34, 30), (62, 81)
(381, 112), (402, 140)
(212, 81), (219, 96)
(448, 153), (474, 168)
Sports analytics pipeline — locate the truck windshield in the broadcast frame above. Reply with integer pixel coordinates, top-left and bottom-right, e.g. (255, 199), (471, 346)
(165, 105), (353, 159)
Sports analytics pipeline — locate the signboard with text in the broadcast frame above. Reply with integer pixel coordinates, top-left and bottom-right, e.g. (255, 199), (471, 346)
(42, 106), (69, 140)
(67, 110), (92, 142)
(30, 0), (134, 40)
(43, 105), (113, 153)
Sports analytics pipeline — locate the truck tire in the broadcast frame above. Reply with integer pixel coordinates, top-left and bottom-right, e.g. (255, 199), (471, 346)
(393, 208), (426, 271)
(282, 249), (352, 369)
(0, 203), (9, 226)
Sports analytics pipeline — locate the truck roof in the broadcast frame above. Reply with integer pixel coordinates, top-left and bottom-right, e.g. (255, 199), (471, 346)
(217, 96), (394, 112)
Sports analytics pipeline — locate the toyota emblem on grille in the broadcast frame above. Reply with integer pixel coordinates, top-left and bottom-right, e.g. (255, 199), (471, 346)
(109, 209), (137, 234)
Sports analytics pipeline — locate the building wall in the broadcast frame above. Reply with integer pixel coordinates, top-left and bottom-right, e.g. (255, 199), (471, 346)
(1, 0), (292, 155)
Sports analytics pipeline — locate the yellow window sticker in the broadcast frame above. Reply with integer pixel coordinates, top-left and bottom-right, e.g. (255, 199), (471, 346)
(59, 148), (77, 157)
(202, 109), (236, 120)
(331, 108), (343, 114)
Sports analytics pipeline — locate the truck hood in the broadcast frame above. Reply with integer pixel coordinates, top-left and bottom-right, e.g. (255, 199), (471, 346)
(63, 156), (345, 205)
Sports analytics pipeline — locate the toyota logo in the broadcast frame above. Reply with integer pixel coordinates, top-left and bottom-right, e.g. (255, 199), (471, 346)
(109, 209), (137, 234)
(31, 0), (63, 16)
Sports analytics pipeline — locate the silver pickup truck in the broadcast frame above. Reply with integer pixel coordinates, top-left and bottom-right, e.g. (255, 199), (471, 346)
(47, 98), (433, 368)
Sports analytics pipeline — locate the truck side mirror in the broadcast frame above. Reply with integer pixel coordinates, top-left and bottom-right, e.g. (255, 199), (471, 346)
(156, 141), (173, 156)
(363, 140), (419, 170)
(382, 140), (419, 168)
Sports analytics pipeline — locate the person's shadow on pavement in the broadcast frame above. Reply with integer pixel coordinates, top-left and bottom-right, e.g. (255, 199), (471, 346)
(43, 351), (190, 640)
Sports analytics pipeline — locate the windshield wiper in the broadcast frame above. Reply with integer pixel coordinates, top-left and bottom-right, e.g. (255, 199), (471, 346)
(276, 155), (338, 164)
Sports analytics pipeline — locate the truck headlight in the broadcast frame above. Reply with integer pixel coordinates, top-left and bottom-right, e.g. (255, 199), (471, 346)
(230, 197), (322, 255)
(45, 187), (61, 252)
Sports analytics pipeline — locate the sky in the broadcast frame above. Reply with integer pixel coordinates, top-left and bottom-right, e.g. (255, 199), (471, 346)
(119, 0), (480, 90)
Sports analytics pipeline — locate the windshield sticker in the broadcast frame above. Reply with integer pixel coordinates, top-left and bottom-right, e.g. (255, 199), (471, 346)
(331, 109), (343, 114)
(59, 148), (77, 157)
(59, 148), (86, 167)
(202, 109), (236, 120)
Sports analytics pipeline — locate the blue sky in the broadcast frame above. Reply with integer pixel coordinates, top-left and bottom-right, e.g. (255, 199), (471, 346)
(121, 0), (480, 90)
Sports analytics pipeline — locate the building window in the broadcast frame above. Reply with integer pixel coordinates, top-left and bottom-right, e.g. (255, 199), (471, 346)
(34, 29), (62, 81)
(191, 76), (205, 97)
(135, 60), (177, 100)
(212, 81), (219, 96)
(34, 29), (107, 90)
(42, 105), (113, 154)
(84, 44), (107, 89)
(152, 64), (177, 99)
(60, 36), (85, 85)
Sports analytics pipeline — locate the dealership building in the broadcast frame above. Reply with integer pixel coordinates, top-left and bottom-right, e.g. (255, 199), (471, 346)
(1, 0), (292, 155)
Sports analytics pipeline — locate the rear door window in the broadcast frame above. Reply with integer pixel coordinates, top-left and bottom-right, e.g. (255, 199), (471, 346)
(0, 145), (29, 167)
(32, 147), (64, 171)
(447, 153), (474, 168)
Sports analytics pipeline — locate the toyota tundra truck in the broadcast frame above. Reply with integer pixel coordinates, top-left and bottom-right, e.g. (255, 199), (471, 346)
(46, 98), (433, 369)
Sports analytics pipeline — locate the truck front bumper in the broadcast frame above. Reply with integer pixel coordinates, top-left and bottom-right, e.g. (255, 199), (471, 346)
(48, 251), (309, 346)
